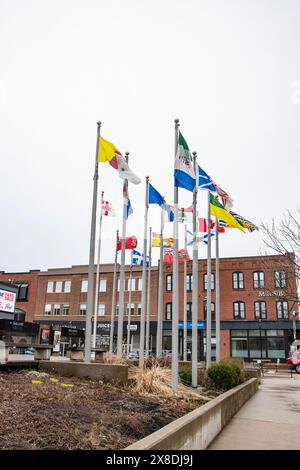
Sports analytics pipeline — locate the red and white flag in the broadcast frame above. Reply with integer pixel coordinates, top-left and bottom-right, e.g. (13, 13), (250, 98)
(214, 183), (234, 211)
(101, 200), (116, 217)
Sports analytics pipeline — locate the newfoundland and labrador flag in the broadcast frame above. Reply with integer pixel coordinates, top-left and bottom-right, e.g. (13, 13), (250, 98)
(174, 132), (195, 192)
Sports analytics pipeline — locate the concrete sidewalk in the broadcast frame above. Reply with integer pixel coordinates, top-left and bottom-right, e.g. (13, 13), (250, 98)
(209, 372), (300, 450)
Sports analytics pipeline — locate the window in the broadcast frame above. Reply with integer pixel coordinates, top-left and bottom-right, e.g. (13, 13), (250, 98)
(166, 303), (172, 320)
(55, 281), (63, 293)
(116, 304), (119, 316)
(204, 301), (216, 321)
(233, 301), (245, 320)
(137, 304), (142, 316)
(64, 281), (71, 293)
(231, 334), (248, 358)
(137, 279), (143, 291)
(166, 274), (172, 292)
(254, 301), (267, 319)
(53, 304), (60, 315)
(17, 283), (29, 301)
(117, 279), (125, 291)
(253, 271), (264, 289)
(126, 303), (135, 317)
(186, 274), (193, 292)
(99, 280), (107, 292)
(275, 271), (287, 288)
(81, 280), (88, 293)
(276, 301), (289, 319)
(127, 278), (136, 292)
(232, 272), (244, 290)
(97, 304), (105, 316)
(204, 273), (215, 290)
(79, 303), (87, 315)
(186, 302), (192, 321)
(47, 281), (54, 293)
(44, 304), (52, 315)
(62, 304), (69, 316)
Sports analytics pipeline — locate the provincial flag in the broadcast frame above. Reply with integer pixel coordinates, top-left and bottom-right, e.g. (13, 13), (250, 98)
(186, 230), (200, 246)
(197, 165), (216, 191)
(132, 249), (149, 267)
(163, 248), (174, 263)
(214, 183), (234, 211)
(199, 233), (216, 245)
(229, 211), (258, 232)
(162, 203), (174, 222)
(98, 136), (141, 185)
(174, 132), (196, 192)
(123, 181), (133, 220)
(178, 206), (193, 224)
(151, 232), (174, 248)
(101, 200), (116, 217)
(148, 184), (164, 206)
(210, 194), (244, 232)
(178, 249), (190, 263)
(117, 235), (138, 251)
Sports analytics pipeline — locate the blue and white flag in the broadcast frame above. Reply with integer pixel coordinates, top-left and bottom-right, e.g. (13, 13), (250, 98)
(162, 203), (174, 222)
(132, 250), (149, 267)
(148, 183), (164, 206)
(174, 131), (196, 192)
(123, 181), (133, 220)
(197, 164), (216, 191)
(199, 233), (215, 245)
(187, 230), (215, 246)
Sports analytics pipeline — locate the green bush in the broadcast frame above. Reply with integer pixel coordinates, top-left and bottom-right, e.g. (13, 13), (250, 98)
(179, 367), (192, 386)
(207, 360), (244, 391)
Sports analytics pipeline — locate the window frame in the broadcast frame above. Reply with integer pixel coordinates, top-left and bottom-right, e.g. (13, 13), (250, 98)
(232, 272), (244, 290)
(276, 300), (289, 320)
(233, 301), (245, 320)
(165, 302), (172, 320)
(203, 273), (215, 291)
(253, 271), (265, 289)
(254, 301), (267, 320)
(204, 301), (216, 321)
(166, 274), (173, 292)
(274, 271), (287, 289)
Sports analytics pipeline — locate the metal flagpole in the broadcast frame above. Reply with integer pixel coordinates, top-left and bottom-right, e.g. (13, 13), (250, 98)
(139, 176), (149, 368)
(215, 218), (221, 362)
(92, 190), (104, 350)
(172, 118), (180, 391)
(145, 226), (152, 357)
(156, 207), (164, 357)
(126, 250), (134, 357)
(183, 224), (188, 362)
(109, 230), (119, 356)
(85, 121), (101, 362)
(192, 152), (199, 387)
(206, 190), (212, 368)
(117, 152), (129, 358)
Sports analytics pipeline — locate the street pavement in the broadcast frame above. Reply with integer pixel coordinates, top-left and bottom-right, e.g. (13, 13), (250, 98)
(209, 372), (300, 450)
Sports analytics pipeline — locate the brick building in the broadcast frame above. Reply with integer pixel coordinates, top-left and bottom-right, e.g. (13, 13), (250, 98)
(0, 253), (299, 361)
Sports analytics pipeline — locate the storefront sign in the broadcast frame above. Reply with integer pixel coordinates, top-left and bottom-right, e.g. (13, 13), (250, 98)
(258, 290), (285, 297)
(178, 321), (205, 330)
(0, 289), (16, 313)
(127, 324), (138, 331)
(53, 331), (61, 352)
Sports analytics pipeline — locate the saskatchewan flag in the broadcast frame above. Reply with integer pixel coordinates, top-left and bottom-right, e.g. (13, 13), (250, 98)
(210, 194), (244, 232)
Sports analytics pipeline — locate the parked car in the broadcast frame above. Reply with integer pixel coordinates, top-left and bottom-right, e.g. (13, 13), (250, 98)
(127, 351), (139, 359)
(24, 347), (35, 355)
(287, 351), (300, 373)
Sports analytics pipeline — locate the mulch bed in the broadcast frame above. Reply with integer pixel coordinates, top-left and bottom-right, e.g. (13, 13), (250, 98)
(0, 369), (204, 450)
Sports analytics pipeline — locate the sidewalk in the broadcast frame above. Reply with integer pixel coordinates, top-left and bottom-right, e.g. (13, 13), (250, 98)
(209, 372), (300, 450)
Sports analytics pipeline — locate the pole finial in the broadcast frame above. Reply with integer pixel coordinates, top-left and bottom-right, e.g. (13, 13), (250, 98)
(97, 121), (101, 127)
(192, 151), (197, 157)
(125, 151), (129, 156)
(146, 175), (149, 182)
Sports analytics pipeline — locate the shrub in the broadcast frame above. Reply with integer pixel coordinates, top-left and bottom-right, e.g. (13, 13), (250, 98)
(207, 360), (245, 391)
(179, 367), (192, 386)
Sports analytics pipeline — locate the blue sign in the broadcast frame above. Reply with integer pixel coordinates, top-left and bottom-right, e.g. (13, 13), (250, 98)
(178, 321), (205, 330)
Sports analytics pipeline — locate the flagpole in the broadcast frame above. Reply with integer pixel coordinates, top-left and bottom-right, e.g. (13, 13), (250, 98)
(126, 249), (133, 357)
(215, 218), (220, 362)
(85, 121), (101, 362)
(183, 224), (187, 362)
(156, 207), (164, 357)
(92, 190), (104, 350)
(206, 190), (212, 368)
(109, 230), (119, 356)
(172, 118), (180, 391)
(117, 152), (129, 358)
(139, 176), (149, 368)
(145, 226), (152, 358)
(192, 152), (199, 387)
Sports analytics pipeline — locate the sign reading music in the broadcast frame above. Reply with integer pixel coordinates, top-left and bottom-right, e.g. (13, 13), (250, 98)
(258, 290), (285, 297)
(0, 289), (16, 313)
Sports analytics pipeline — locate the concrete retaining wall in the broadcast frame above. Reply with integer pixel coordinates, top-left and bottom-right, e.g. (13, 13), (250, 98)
(126, 378), (258, 450)
(39, 361), (128, 384)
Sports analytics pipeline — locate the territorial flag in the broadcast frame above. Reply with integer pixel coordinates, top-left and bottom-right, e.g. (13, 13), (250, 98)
(174, 132), (195, 192)
(98, 136), (141, 185)
(210, 194), (244, 232)
(101, 200), (116, 217)
(117, 235), (138, 251)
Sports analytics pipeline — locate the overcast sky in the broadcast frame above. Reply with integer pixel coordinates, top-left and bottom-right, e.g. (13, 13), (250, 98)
(1, 0), (300, 273)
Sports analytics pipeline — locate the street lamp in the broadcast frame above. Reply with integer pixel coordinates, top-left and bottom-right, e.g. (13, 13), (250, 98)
(258, 318), (262, 359)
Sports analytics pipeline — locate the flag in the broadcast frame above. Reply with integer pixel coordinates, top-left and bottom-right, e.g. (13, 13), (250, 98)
(163, 248), (174, 263)
(214, 183), (234, 210)
(117, 235), (138, 251)
(174, 131), (196, 192)
(199, 233), (216, 245)
(132, 250), (149, 267)
(98, 136), (141, 185)
(162, 203), (174, 222)
(210, 219), (226, 233)
(148, 184), (164, 206)
(101, 200), (116, 217)
(186, 230), (201, 246)
(210, 194), (244, 232)
(198, 165), (216, 191)
(229, 211), (258, 232)
(198, 218), (215, 232)
(123, 181), (133, 219)
(178, 206), (193, 224)
(178, 249), (190, 263)
(151, 232), (174, 248)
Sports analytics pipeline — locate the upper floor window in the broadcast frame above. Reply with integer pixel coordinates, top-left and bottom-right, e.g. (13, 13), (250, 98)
(276, 301), (289, 320)
(186, 274), (193, 292)
(81, 280), (88, 293)
(47, 281), (54, 293)
(254, 301), (267, 320)
(44, 304), (52, 316)
(137, 303), (142, 316)
(62, 304), (69, 316)
(232, 272), (244, 290)
(53, 304), (61, 315)
(253, 271), (264, 289)
(274, 271), (287, 288)
(204, 273), (215, 291)
(166, 274), (172, 292)
(64, 281), (71, 293)
(97, 304), (105, 316)
(55, 281), (63, 293)
(166, 303), (172, 321)
(79, 303), (87, 315)
(233, 301), (245, 320)
(126, 303), (135, 317)
(204, 301), (216, 321)
(186, 302), (192, 321)
(17, 283), (29, 301)
(137, 279), (143, 291)
(127, 278), (136, 292)
(99, 279), (107, 292)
